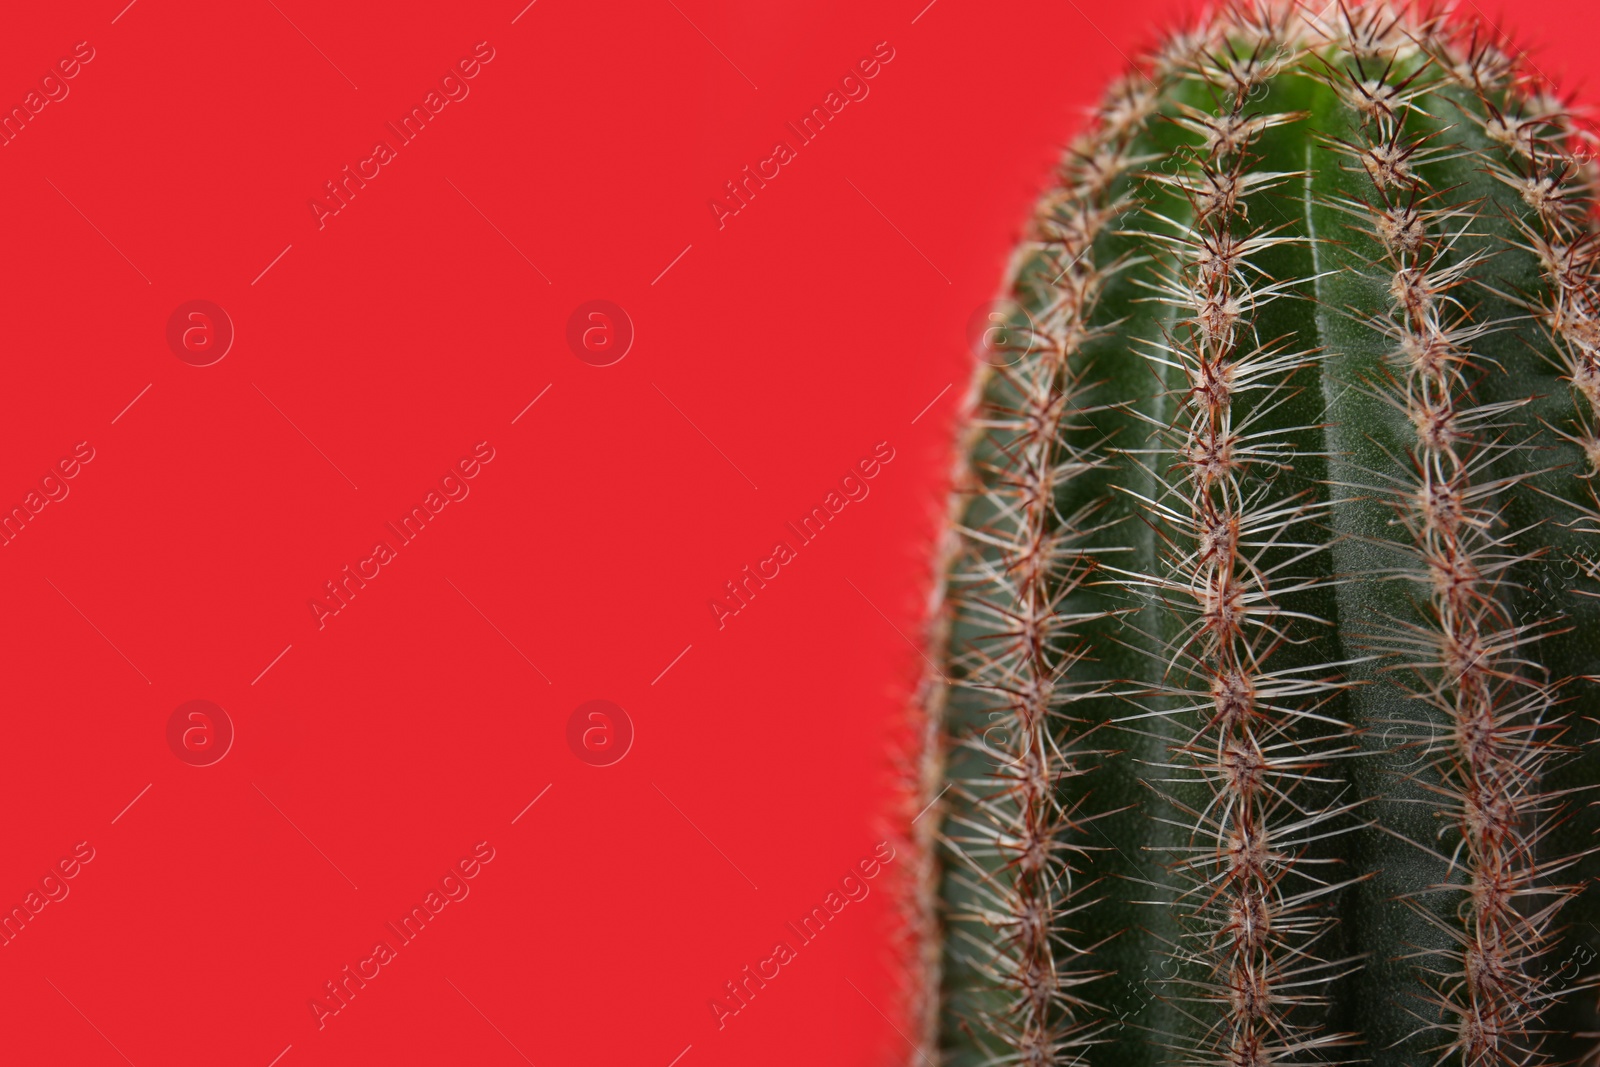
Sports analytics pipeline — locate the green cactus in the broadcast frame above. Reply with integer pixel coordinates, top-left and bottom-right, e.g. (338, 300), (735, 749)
(914, 3), (1600, 1065)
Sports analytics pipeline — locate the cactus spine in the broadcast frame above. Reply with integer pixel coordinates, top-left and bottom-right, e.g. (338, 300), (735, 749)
(919, 3), (1600, 1065)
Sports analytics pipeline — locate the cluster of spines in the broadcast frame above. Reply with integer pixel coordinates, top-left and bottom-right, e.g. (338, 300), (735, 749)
(1111, 9), (1367, 1065)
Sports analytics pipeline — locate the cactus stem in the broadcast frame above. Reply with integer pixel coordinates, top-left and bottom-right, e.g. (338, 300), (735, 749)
(917, 4), (1600, 1064)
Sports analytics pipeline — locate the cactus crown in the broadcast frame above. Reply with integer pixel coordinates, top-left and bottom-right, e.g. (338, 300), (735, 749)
(918, 2), (1600, 1066)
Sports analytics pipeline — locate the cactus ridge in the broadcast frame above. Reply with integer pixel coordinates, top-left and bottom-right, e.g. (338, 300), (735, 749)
(920, 3), (1600, 1066)
(1319, 21), (1582, 1062)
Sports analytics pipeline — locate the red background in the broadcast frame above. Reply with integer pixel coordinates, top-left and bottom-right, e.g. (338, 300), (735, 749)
(1, 1), (1595, 1064)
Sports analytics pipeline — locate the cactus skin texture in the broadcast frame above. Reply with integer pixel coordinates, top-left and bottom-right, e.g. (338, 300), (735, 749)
(920, 3), (1600, 1065)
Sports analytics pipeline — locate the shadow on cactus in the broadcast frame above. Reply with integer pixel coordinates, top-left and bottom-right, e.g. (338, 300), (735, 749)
(909, 2), (1600, 1064)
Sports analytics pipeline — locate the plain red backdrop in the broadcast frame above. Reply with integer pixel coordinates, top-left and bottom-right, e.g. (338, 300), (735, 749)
(1, 1), (1596, 1064)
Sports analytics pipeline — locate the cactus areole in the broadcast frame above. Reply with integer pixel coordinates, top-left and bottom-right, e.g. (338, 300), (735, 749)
(919, 2), (1600, 1065)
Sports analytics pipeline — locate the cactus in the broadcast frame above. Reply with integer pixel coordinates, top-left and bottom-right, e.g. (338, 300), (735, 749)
(914, 3), (1600, 1065)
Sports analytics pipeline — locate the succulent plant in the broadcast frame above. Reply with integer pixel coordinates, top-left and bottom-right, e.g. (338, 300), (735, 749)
(912, 2), (1600, 1065)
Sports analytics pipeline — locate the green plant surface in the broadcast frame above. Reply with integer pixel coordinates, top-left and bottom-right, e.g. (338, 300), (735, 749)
(918, 3), (1600, 1065)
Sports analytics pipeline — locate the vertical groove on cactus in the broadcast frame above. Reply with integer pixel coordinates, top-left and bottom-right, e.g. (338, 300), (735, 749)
(916, 3), (1600, 1066)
